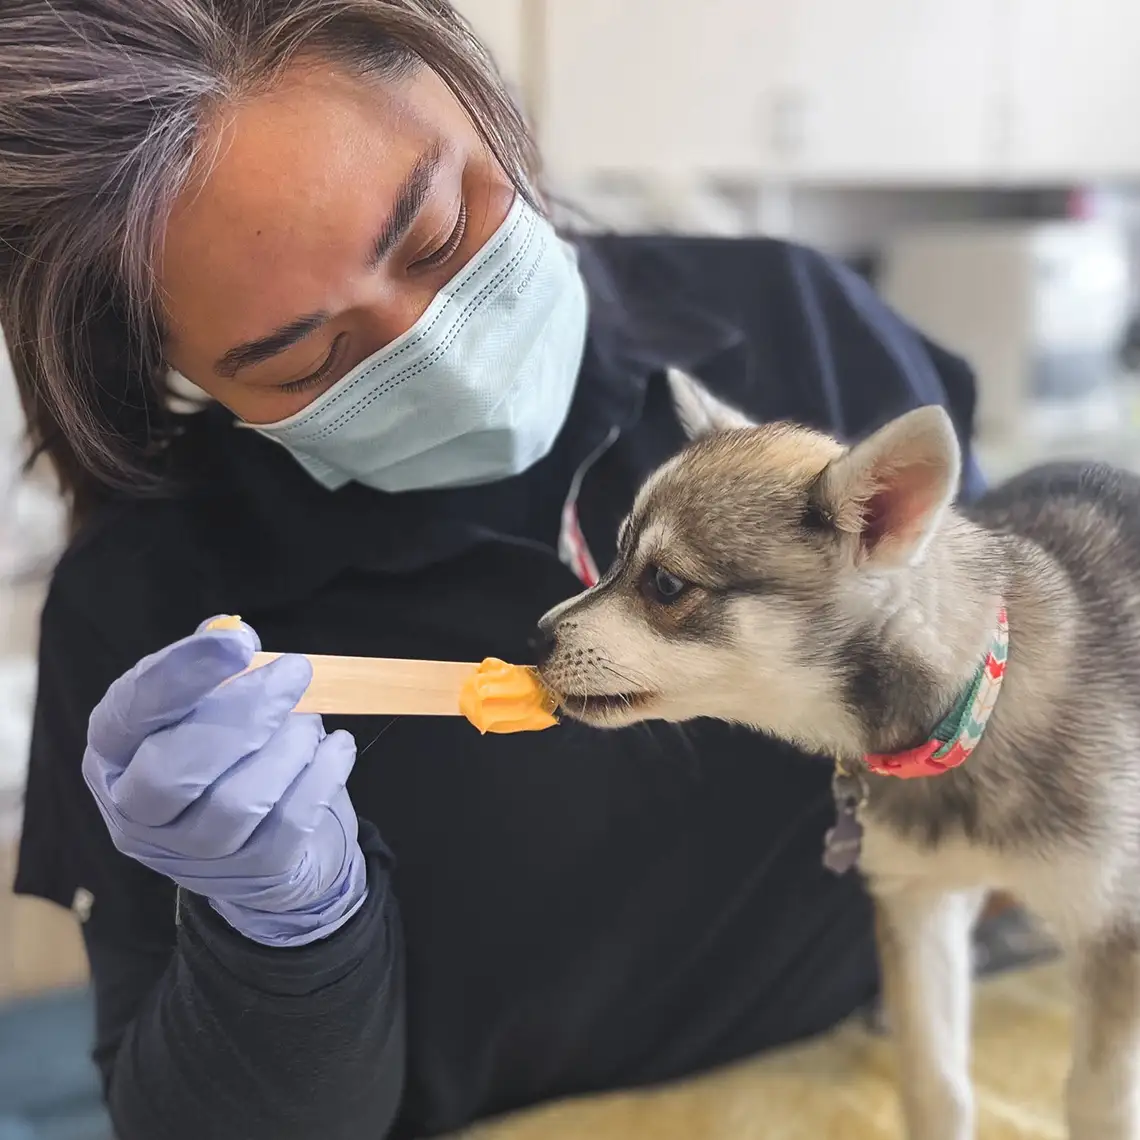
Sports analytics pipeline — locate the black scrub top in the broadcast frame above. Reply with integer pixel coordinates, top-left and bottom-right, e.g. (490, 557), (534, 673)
(15, 235), (983, 1140)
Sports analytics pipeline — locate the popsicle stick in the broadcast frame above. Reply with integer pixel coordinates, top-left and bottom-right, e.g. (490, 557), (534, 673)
(248, 652), (478, 716)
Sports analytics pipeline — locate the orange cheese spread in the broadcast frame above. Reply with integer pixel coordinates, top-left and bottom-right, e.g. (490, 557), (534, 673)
(459, 658), (559, 734)
(206, 615), (245, 632)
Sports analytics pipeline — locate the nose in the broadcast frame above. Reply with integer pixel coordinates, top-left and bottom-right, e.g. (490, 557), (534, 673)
(529, 623), (557, 667)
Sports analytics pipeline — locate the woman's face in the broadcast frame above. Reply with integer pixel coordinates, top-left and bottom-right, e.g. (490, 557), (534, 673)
(160, 62), (516, 424)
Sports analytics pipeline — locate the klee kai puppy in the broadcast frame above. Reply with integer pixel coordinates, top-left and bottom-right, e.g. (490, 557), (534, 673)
(537, 369), (1140, 1140)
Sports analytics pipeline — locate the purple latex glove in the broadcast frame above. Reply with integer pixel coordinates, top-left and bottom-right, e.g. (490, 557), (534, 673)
(82, 618), (367, 947)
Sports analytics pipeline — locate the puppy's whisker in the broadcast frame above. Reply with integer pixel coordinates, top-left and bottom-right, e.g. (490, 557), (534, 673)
(592, 656), (654, 693)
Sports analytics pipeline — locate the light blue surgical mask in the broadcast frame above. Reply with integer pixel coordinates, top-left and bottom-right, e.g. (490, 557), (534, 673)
(247, 196), (588, 493)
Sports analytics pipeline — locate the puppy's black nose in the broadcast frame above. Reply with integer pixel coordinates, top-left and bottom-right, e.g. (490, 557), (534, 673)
(529, 624), (557, 667)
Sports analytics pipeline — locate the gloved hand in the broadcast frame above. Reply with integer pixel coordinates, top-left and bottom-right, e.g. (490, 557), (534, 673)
(82, 618), (368, 948)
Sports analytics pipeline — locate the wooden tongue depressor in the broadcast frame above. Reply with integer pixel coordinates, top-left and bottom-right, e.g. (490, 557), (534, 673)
(246, 652), (478, 717)
(207, 615), (559, 731)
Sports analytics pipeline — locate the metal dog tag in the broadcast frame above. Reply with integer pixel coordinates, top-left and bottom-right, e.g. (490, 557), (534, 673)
(823, 770), (866, 876)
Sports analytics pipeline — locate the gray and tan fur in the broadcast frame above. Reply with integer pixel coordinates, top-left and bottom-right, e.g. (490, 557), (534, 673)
(538, 368), (1140, 1140)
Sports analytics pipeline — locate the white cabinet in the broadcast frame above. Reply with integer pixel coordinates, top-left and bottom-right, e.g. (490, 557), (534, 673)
(774, 0), (1001, 181)
(540, 0), (798, 180)
(471, 0), (1140, 187)
(1005, 0), (1140, 180)
(539, 0), (1002, 184)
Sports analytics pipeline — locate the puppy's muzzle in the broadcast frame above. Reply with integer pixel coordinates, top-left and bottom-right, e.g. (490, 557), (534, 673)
(532, 609), (657, 722)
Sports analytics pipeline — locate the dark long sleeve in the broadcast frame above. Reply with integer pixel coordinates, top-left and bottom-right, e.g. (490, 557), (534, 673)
(86, 826), (405, 1140)
(15, 580), (408, 1140)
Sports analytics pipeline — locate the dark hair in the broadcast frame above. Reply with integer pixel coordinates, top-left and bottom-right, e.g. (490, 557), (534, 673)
(0, 0), (538, 522)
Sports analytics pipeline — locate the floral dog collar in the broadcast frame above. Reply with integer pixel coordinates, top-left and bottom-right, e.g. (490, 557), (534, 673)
(864, 606), (1009, 780)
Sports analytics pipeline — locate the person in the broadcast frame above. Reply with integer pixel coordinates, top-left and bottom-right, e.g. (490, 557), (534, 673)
(4, 3), (987, 1138)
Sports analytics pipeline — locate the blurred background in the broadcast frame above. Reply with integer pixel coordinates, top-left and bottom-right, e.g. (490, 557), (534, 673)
(3, 1), (1140, 1136)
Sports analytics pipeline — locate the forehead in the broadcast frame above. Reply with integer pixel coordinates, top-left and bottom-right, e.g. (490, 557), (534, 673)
(626, 425), (844, 581)
(160, 63), (473, 350)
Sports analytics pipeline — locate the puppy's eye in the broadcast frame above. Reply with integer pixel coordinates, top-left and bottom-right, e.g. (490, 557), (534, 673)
(641, 565), (689, 605)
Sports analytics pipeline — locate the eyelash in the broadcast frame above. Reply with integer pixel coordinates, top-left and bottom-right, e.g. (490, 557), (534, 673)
(411, 200), (468, 271)
(278, 333), (348, 394)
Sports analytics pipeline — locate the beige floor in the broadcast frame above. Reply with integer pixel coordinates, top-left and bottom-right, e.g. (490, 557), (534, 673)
(2, 845), (1071, 1140)
(462, 963), (1073, 1140)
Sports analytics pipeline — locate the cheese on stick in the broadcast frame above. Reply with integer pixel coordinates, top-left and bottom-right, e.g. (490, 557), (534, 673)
(205, 616), (558, 733)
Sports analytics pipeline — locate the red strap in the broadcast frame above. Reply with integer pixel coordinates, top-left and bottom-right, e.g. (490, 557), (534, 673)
(559, 500), (599, 587)
(864, 738), (970, 780)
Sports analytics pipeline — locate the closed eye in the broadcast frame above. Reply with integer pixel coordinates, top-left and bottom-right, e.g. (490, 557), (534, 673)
(410, 200), (468, 272)
(277, 332), (348, 394)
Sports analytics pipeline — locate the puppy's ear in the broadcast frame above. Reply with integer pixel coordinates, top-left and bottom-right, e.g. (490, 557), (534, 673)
(666, 367), (753, 440)
(810, 405), (961, 568)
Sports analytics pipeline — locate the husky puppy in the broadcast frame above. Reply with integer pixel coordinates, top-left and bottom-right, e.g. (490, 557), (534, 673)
(536, 369), (1140, 1140)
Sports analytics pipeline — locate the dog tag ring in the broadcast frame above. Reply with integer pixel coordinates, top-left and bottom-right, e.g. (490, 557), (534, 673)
(823, 770), (866, 876)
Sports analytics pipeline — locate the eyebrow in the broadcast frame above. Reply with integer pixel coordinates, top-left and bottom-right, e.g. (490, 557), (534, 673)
(213, 142), (446, 379)
(366, 140), (445, 271)
(215, 311), (331, 378)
